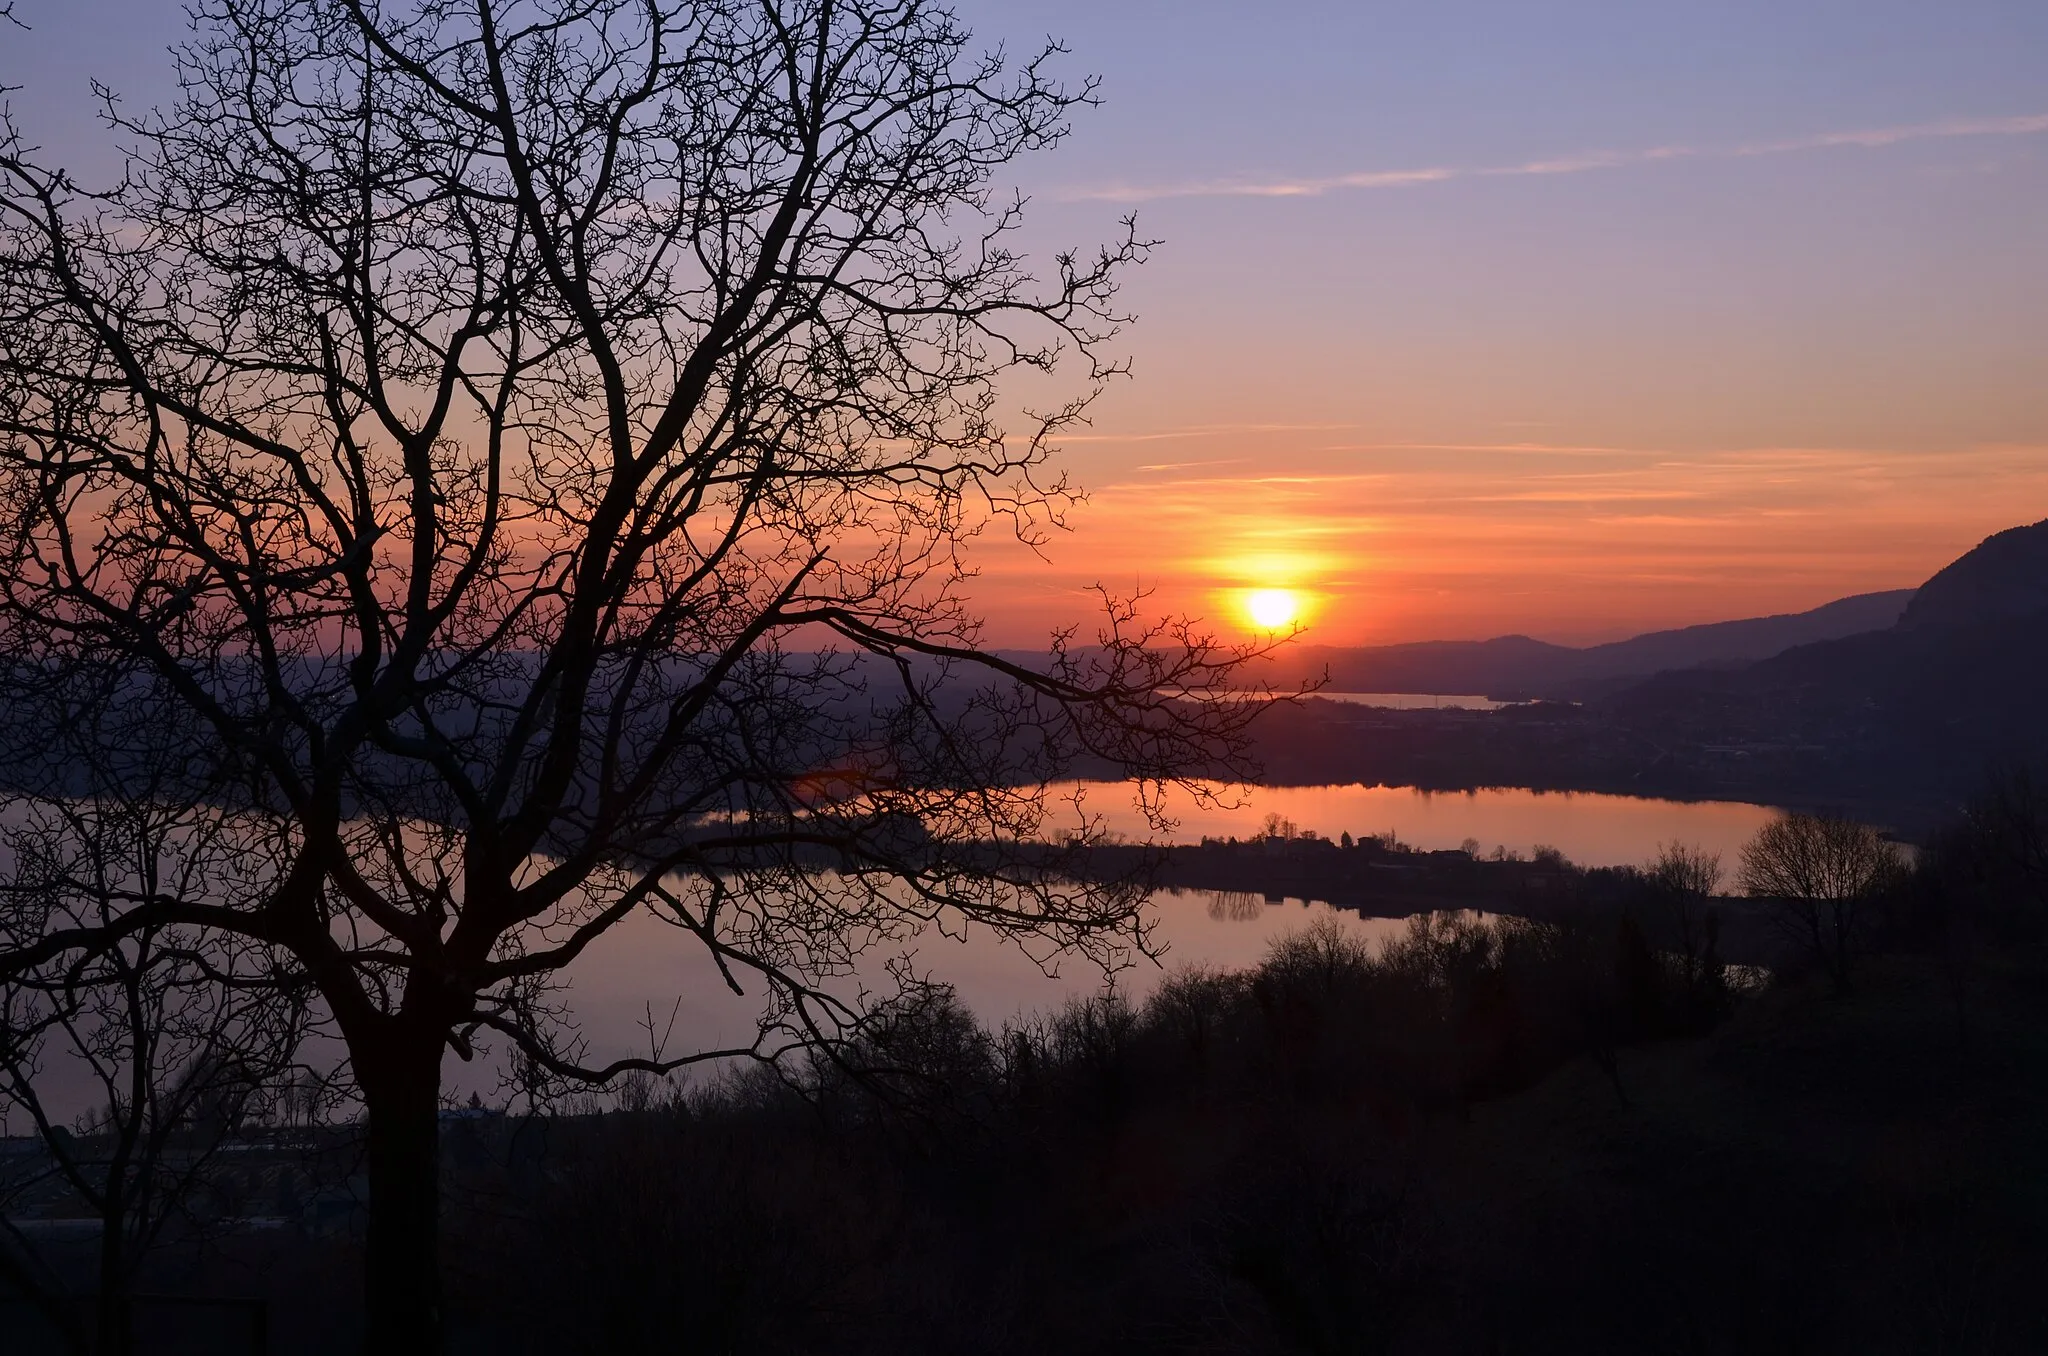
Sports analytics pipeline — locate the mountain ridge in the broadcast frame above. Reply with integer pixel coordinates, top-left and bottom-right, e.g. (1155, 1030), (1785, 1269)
(1594, 516), (2048, 802)
(1248, 588), (1916, 699)
(1897, 517), (2048, 631)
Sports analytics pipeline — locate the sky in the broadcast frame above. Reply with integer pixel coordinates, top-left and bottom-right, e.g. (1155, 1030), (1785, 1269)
(6, 1), (2048, 646)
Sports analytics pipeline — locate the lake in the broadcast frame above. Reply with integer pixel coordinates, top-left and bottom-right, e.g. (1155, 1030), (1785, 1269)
(4, 783), (1784, 1117)
(1315, 692), (1521, 711)
(1059, 780), (1779, 867)
(535, 783), (1782, 1089)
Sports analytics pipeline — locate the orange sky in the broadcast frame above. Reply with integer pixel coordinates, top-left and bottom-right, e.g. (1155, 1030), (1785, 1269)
(949, 1), (2048, 650)
(973, 433), (2048, 648)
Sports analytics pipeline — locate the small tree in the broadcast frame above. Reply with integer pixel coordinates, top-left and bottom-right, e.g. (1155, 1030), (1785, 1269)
(1643, 840), (1722, 991)
(1738, 813), (1900, 992)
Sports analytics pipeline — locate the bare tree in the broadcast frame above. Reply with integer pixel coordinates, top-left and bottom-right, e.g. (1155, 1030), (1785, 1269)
(0, 1), (1261, 1348)
(1643, 840), (1721, 991)
(1738, 813), (1900, 992)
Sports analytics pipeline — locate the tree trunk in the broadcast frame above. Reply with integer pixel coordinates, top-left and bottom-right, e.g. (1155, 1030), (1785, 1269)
(1828, 899), (1856, 995)
(95, 1183), (128, 1356)
(359, 1032), (446, 1356)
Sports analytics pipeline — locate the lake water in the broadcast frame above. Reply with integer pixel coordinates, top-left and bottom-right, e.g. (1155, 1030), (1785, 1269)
(533, 783), (1782, 1088)
(1060, 780), (1779, 868)
(554, 883), (1422, 1079)
(0, 783), (1785, 1116)
(1315, 692), (1519, 711)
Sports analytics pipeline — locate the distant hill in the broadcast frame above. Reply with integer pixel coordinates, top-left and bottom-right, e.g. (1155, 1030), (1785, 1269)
(1898, 517), (2048, 631)
(1258, 634), (1576, 698)
(1605, 518), (2048, 800)
(1582, 590), (1916, 680)
(1249, 589), (1916, 699)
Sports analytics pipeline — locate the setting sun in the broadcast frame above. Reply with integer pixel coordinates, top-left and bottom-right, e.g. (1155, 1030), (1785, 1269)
(1244, 588), (1301, 631)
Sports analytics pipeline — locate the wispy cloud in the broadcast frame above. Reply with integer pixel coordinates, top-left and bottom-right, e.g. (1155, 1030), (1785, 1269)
(1134, 457), (1251, 472)
(1318, 441), (1643, 457)
(1064, 112), (2048, 203)
(1057, 422), (1358, 444)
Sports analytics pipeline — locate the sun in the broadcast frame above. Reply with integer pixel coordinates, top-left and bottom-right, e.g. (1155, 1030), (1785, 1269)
(1243, 588), (1301, 631)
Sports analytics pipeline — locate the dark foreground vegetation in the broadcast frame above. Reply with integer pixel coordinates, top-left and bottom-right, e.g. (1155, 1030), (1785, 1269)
(8, 780), (2048, 1354)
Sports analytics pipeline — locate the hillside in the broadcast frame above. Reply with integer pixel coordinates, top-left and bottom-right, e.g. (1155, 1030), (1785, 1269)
(1602, 518), (2048, 801)
(1247, 588), (1915, 699)
(1227, 520), (2048, 811)
(1898, 517), (2048, 630)
(1584, 588), (1915, 680)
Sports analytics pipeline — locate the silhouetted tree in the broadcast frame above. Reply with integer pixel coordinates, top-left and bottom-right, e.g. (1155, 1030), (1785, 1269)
(1145, 963), (1245, 1075)
(0, 2), (1261, 1347)
(1951, 766), (2048, 924)
(1916, 767), (2048, 1045)
(0, 793), (314, 1356)
(1643, 840), (1726, 1016)
(1739, 813), (1900, 992)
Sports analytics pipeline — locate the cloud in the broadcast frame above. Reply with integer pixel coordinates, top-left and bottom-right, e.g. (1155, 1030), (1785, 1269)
(1057, 422), (1359, 444)
(1064, 112), (2048, 203)
(1739, 112), (2048, 154)
(1318, 441), (1642, 457)
(1134, 457), (1251, 472)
